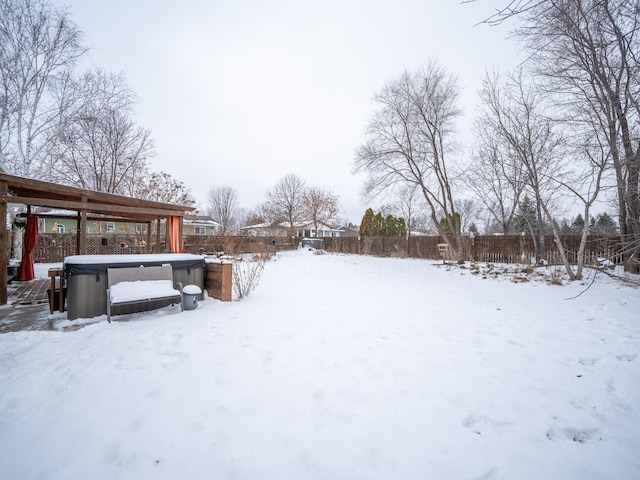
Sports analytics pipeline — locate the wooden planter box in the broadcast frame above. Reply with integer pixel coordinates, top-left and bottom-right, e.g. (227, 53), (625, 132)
(205, 261), (232, 302)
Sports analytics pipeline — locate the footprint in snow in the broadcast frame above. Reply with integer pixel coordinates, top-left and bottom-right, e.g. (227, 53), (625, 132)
(462, 414), (511, 435)
(469, 467), (502, 480)
(578, 357), (599, 366)
(616, 353), (637, 362)
(546, 426), (603, 443)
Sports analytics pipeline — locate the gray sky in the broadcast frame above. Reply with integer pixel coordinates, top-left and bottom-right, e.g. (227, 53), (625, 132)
(59, 0), (518, 223)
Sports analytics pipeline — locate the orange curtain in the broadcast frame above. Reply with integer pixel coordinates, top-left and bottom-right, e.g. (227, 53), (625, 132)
(169, 216), (183, 253)
(17, 215), (38, 281)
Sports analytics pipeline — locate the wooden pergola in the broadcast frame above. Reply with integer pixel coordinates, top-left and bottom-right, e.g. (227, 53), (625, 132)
(0, 173), (196, 305)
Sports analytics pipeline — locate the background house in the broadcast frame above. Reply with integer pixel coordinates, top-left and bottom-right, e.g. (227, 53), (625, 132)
(182, 215), (221, 236)
(240, 220), (346, 238)
(240, 222), (288, 237)
(335, 225), (359, 237)
(35, 209), (220, 237)
(36, 209), (143, 235)
(293, 221), (342, 238)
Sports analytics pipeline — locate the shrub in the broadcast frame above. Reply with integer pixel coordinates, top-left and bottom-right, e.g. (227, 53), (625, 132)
(232, 255), (266, 299)
(231, 244), (272, 299)
(547, 266), (565, 285)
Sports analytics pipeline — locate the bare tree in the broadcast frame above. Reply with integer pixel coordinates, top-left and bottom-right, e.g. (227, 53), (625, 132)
(207, 186), (239, 235)
(563, 133), (610, 279)
(462, 0), (545, 25)
(514, 0), (640, 272)
(266, 173), (306, 236)
(477, 69), (610, 279)
(391, 184), (426, 236)
(354, 60), (465, 261)
(302, 186), (340, 233)
(468, 82), (528, 234)
(454, 198), (482, 234)
(471, 0), (640, 271)
(46, 69), (154, 194)
(132, 170), (195, 206)
(239, 206), (265, 228)
(478, 71), (559, 264)
(0, 0), (86, 177)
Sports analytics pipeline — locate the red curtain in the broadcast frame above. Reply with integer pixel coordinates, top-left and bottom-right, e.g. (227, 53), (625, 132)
(169, 216), (183, 253)
(17, 215), (39, 281)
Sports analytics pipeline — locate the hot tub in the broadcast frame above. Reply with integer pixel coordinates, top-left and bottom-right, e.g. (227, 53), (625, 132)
(64, 254), (206, 320)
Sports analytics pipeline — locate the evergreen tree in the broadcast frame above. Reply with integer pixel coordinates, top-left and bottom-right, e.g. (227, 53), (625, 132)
(594, 212), (618, 235)
(559, 218), (573, 234)
(570, 214), (585, 234)
(373, 212), (384, 235)
(384, 214), (397, 236)
(359, 208), (375, 236)
(439, 212), (461, 237)
(359, 209), (407, 236)
(397, 217), (407, 237)
(514, 196), (539, 234)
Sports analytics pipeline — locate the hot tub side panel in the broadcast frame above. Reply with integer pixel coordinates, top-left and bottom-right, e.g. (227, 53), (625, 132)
(66, 271), (108, 320)
(173, 267), (205, 300)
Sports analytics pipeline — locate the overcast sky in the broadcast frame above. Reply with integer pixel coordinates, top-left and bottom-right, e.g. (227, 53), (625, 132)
(59, 0), (518, 223)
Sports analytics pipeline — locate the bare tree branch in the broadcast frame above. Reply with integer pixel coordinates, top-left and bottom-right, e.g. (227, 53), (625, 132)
(207, 186), (239, 235)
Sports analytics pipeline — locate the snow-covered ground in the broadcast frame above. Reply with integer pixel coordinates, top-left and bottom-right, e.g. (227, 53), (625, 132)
(1, 249), (639, 479)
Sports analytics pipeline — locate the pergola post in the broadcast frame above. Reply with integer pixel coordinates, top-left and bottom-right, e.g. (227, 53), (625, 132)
(76, 204), (87, 255)
(146, 221), (152, 253)
(0, 179), (7, 305)
(156, 218), (162, 253)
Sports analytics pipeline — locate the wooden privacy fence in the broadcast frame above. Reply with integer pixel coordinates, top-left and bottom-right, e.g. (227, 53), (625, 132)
(323, 235), (624, 265)
(182, 235), (298, 255)
(471, 235), (624, 265)
(32, 234), (298, 263)
(31, 233), (623, 266)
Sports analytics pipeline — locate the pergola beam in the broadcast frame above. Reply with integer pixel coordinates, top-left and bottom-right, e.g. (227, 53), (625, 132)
(10, 196), (188, 219)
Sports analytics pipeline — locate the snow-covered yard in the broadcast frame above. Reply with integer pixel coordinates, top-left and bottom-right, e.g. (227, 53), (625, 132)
(1, 249), (639, 479)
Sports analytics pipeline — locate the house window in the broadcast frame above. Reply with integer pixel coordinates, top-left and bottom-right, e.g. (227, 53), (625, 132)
(56, 224), (65, 234)
(106, 222), (115, 233)
(195, 226), (206, 235)
(135, 223), (144, 234)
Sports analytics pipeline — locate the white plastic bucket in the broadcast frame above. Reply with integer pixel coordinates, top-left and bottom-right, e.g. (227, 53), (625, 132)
(183, 284), (202, 310)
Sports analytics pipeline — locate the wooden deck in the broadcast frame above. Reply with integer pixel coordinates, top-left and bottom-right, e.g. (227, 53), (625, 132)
(1, 279), (66, 335)
(8, 278), (55, 306)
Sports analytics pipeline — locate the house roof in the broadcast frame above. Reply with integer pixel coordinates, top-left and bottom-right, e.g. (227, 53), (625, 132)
(241, 220), (339, 230)
(292, 220), (338, 230)
(240, 222), (281, 230)
(184, 215), (221, 227)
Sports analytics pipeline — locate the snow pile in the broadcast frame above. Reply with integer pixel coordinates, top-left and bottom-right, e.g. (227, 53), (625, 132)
(1, 249), (639, 479)
(109, 280), (178, 304)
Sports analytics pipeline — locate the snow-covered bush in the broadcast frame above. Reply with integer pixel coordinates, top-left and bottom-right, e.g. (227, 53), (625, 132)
(547, 266), (565, 285)
(218, 238), (273, 299)
(597, 257), (615, 270)
(232, 255), (266, 299)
